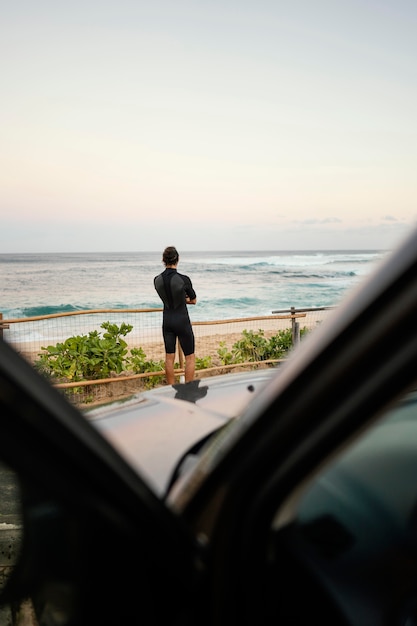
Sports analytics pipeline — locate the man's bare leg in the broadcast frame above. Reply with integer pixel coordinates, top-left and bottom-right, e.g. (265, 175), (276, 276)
(184, 353), (195, 383)
(165, 353), (176, 384)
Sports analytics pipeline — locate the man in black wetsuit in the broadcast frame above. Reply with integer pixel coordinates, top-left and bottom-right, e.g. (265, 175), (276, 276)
(154, 246), (197, 384)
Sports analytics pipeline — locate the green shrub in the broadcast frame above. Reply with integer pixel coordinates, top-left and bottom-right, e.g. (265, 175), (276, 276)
(217, 341), (239, 366)
(267, 327), (309, 358)
(267, 328), (293, 358)
(127, 347), (166, 388)
(232, 329), (270, 362)
(217, 327), (309, 365)
(196, 355), (213, 370)
(35, 321), (132, 382)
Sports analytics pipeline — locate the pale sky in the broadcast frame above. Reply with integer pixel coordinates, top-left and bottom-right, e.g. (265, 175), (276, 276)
(1, 0), (416, 252)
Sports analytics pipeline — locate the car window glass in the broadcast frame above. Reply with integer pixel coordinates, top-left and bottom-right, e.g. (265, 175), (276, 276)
(293, 389), (417, 529)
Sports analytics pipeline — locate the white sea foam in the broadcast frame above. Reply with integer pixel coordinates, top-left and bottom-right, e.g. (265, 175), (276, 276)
(1, 249), (389, 343)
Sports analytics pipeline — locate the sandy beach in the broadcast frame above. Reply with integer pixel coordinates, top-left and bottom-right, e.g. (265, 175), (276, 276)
(137, 311), (329, 362)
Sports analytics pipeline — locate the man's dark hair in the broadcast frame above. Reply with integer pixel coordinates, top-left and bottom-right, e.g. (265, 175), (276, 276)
(162, 246), (179, 266)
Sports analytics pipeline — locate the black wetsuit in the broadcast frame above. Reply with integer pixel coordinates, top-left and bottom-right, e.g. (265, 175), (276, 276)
(154, 268), (196, 355)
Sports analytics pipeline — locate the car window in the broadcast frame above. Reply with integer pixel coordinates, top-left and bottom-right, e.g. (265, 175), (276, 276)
(296, 388), (417, 525)
(263, 389), (417, 621)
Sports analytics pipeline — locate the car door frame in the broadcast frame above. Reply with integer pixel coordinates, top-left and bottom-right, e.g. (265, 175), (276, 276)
(168, 228), (417, 625)
(0, 337), (201, 624)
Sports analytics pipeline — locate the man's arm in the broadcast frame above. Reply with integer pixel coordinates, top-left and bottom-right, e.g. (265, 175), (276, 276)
(183, 274), (197, 305)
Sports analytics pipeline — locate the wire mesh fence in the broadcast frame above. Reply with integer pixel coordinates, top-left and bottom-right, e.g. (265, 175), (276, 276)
(0, 307), (335, 407)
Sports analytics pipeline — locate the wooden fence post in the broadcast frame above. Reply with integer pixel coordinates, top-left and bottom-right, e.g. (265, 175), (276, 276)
(294, 322), (300, 346)
(291, 308), (300, 347)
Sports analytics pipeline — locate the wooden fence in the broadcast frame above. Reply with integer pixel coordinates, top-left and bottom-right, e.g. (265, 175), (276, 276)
(0, 307), (334, 406)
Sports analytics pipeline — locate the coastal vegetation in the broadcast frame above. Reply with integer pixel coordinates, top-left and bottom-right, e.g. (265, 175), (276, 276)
(34, 321), (307, 403)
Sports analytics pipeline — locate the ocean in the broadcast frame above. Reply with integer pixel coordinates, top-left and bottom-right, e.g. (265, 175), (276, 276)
(1, 249), (387, 322)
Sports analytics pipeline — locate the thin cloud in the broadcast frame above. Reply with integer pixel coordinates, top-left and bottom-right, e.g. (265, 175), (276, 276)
(292, 217), (343, 225)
